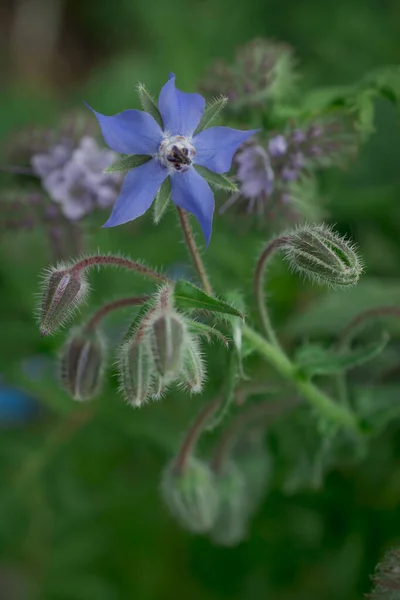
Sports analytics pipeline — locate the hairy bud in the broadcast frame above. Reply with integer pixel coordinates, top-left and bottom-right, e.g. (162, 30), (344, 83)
(180, 337), (206, 394)
(118, 336), (154, 407)
(39, 266), (89, 335)
(367, 547), (400, 599)
(60, 327), (105, 400)
(147, 311), (186, 379)
(162, 457), (219, 533)
(210, 463), (248, 547)
(282, 224), (363, 287)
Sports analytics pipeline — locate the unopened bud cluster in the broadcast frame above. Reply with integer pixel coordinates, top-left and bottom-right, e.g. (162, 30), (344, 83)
(282, 224), (363, 287)
(162, 431), (271, 545)
(118, 286), (206, 407)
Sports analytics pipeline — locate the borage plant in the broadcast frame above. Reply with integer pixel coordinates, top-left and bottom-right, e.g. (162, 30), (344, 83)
(34, 49), (400, 545)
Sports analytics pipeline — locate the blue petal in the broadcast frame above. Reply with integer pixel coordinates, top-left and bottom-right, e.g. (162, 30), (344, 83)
(103, 159), (168, 227)
(85, 103), (163, 155)
(194, 127), (259, 174)
(158, 74), (206, 137)
(170, 168), (214, 245)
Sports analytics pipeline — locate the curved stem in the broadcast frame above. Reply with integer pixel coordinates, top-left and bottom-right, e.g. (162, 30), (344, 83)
(173, 396), (221, 475)
(337, 306), (400, 349)
(253, 236), (290, 346)
(212, 397), (299, 472)
(84, 295), (150, 331)
(335, 306), (400, 406)
(70, 255), (172, 285)
(176, 207), (213, 295)
(242, 324), (361, 433)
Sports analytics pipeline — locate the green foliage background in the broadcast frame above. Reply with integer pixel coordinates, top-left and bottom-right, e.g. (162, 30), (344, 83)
(1, 0), (400, 598)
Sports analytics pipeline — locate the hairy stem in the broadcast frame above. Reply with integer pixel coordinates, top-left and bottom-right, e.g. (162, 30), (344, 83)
(253, 236), (290, 346)
(70, 255), (172, 285)
(84, 295), (150, 331)
(173, 396), (221, 474)
(212, 397), (299, 472)
(242, 324), (361, 433)
(177, 207), (213, 295)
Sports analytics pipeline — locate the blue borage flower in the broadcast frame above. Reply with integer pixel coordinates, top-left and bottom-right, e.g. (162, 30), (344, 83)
(86, 73), (257, 244)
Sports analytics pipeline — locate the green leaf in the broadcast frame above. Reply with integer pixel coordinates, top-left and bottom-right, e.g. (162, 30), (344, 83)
(295, 333), (389, 377)
(194, 165), (238, 192)
(153, 178), (171, 224)
(137, 83), (163, 128)
(354, 384), (400, 434)
(223, 290), (252, 378)
(194, 96), (228, 134)
(188, 321), (230, 347)
(173, 280), (244, 319)
(105, 154), (151, 173)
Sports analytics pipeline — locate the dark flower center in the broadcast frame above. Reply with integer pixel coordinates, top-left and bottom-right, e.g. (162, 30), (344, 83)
(159, 136), (196, 173)
(167, 145), (192, 171)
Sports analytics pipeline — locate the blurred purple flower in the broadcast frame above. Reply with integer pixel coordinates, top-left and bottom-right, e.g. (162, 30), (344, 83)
(221, 120), (357, 221)
(87, 73), (257, 244)
(268, 135), (287, 157)
(32, 136), (121, 220)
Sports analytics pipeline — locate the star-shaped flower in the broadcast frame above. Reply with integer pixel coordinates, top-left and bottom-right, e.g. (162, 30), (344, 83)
(86, 74), (257, 244)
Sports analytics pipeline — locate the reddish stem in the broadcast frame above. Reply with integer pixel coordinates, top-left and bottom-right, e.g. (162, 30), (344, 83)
(173, 396), (222, 475)
(337, 306), (400, 349)
(70, 255), (172, 284)
(212, 397), (298, 473)
(253, 235), (290, 343)
(84, 295), (150, 331)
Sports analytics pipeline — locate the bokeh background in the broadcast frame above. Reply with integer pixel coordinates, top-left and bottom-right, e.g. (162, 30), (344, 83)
(1, 0), (400, 599)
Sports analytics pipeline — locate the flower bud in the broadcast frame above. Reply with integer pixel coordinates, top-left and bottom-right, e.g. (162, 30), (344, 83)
(180, 337), (206, 394)
(282, 224), (363, 287)
(210, 463), (248, 547)
(59, 327), (105, 400)
(39, 266), (89, 335)
(117, 336), (154, 407)
(147, 311), (186, 379)
(368, 548), (400, 599)
(234, 431), (271, 517)
(162, 457), (219, 534)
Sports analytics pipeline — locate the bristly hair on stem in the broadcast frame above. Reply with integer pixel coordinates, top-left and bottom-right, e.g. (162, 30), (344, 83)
(253, 235), (290, 345)
(69, 253), (173, 285)
(177, 207), (213, 295)
(83, 295), (151, 331)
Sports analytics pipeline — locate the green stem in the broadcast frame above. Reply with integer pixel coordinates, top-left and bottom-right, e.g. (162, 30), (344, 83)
(176, 207), (213, 295)
(242, 324), (361, 433)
